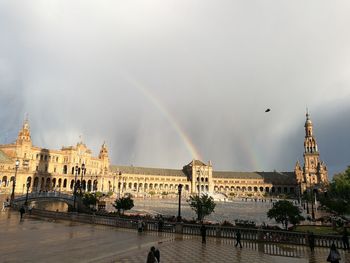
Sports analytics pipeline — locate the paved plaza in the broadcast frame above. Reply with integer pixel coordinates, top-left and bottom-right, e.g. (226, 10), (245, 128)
(1, 210), (350, 263)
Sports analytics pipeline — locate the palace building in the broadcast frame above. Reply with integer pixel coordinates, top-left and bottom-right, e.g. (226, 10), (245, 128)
(0, 113), (328, 198)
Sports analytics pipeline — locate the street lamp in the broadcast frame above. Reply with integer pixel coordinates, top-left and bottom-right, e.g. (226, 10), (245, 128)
(306, 189), (310, 214)
(24, 179), (30, 205)
(73, 164), (79, 211)
(177, 184), (183, 222)
(311, 188), (315, 220)
(10, 160), (20, 205)
(80, 163), (86, 193)
(197, 169), (201, 196)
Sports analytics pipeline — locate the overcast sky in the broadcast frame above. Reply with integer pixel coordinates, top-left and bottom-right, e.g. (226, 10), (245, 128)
(0, 1), (349, 178)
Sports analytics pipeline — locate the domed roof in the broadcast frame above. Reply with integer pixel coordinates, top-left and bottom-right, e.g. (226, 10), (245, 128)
(305, 112), (312, 126)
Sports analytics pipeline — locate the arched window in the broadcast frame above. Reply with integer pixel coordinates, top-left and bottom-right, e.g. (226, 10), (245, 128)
(63, 165), (68, 174)
(33, 177), (39, 189)
(45, 178), (51, 190)
(2, 176), (7, 187)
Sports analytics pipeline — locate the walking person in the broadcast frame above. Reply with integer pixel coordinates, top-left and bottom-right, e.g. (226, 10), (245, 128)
(235, 230), (242, 248)
(137, 219), (143, 233)
(146, 246), (158, 263)
(154, 248), (160, 263)
(19, 206), (25, 220)
(200, 223), (207, 244)
(342, 228), (349, 251)
(307, 231), (315, 252)
(158, 216), (164, 232)
(327, 243), (341, 263)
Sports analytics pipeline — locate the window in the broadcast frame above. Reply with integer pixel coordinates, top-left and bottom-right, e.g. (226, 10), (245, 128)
(63, 165), (68, 174)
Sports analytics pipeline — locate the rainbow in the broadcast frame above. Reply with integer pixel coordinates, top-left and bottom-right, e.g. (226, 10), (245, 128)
(121, 73), (202, 161)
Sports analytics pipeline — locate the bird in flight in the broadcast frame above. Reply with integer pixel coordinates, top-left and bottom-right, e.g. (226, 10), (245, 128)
(265, 108), (271, 112)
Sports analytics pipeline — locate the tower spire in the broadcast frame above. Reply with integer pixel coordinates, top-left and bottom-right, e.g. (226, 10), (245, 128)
(16, 118), (32, 145)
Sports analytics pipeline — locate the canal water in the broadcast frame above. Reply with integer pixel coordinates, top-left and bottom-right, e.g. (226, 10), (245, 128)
(112, 198), (277, 225)
(1, 193), (282, 225)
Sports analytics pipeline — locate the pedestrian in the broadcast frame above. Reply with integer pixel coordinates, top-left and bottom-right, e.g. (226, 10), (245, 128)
(342, 228), (349, 250)
(154, 248), (160, 263)
(19, 206), (25, 220)
(158, 216), (164, 232)
(146, 246), (158, 263)
(327, 243), (341, 263)
(138, 219), (144, 233)
(235, 230), (242, 248)
(307, 231), (315, 252)
(1, 202), (5, 211)
(200, 223), (207, 244)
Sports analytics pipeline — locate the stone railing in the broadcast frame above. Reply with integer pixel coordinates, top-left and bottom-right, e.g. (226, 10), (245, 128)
(29, 209), (344, 248)
(13, 192), (74, 203)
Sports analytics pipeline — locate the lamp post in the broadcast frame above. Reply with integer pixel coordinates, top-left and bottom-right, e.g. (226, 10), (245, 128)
(311, 188), (315, 220)
(197, 169), (201, 197)
(24, 179), (30, 206)
(73, 164), (79, 211)
(177, 184), (183, 222)
(80, 163), (86, 193)
(306, 188), (310, 214)
(10, 160), (20, 205)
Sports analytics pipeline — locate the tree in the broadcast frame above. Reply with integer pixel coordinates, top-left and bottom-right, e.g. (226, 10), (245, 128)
(267, 200), (304, 230)
(82, 192), (99, 209)
(188, 194), (216, 221)
(113, 195), (134, 215)
(319, 166), (350, 215)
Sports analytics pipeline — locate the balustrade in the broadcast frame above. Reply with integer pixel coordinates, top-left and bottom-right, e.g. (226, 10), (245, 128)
(28, 209), (345, 248)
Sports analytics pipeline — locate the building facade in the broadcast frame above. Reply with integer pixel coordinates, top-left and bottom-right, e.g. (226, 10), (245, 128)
(0, 113), (328, 198)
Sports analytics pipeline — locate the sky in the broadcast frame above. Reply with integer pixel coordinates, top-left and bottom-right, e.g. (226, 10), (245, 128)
(0, 1), (349, 178)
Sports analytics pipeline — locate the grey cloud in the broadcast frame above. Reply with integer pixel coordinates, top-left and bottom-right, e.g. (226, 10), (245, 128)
(0, 1), (349, 177)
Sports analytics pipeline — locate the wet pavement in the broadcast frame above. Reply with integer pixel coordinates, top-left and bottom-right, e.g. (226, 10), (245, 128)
(1, 209), (350, 263)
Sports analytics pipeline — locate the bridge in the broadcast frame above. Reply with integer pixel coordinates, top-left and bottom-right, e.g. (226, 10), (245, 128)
(12, 192), (75, 207)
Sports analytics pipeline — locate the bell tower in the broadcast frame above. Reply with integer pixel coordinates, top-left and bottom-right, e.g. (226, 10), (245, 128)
(99, 142), (110, 173)
(15, 118), (33, 162)
(297, 110), (328, 188)
(16, 118), (32, 146)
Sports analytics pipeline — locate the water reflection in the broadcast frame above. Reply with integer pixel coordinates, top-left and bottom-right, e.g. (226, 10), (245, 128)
(31, 201), (68, 212)
(106, 198), (276, 225)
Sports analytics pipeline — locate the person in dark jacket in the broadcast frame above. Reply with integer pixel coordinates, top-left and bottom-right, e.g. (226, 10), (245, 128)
(158, 216), (164, 232)
(200, 223), (207, 244)
(327, 243), (341, 263)
(19, 206), (25, 220)
(235, 230), (242, 248)
(154, 248), (160, 263)
(146, 246), (157, 263)
(308, 231), (315, 252)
